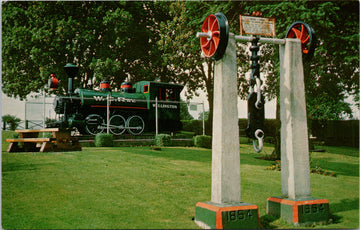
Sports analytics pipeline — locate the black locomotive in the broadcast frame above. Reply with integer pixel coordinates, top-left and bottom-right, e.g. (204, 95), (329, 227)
(49, 63), (184, 135)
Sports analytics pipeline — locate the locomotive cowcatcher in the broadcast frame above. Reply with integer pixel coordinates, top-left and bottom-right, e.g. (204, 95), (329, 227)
(49, 63), (184, 135)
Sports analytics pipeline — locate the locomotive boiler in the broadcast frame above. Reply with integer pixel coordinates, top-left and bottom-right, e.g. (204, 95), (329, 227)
(49, 63), (184, 135)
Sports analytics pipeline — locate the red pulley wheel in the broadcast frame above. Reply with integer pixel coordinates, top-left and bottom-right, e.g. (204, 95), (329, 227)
(200, 12), (229, 61)
(286, 21), (316, 60)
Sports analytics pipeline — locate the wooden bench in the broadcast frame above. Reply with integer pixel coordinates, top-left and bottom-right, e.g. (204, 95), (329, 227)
(6, 128), (81, 152)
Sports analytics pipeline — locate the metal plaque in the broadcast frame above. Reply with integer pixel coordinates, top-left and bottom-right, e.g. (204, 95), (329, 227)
(240, 15), (276, 37)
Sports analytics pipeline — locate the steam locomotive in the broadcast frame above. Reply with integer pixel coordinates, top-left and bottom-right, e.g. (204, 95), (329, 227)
(49, 63), (184, 135)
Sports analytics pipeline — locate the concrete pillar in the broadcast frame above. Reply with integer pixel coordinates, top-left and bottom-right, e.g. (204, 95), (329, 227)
(196, 33), (260, 229)
(267, 39), (330, 226)
(279, 38), (311, 199)
(211, 33), (241, 204)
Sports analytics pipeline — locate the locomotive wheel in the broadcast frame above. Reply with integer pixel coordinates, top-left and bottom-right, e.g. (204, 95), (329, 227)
(286, 21), (316, 59)
(127, 115), (145, 135)
(85, 114), (105, 135)
(200, 12), (229, 60)
(109, 115), (126, 135)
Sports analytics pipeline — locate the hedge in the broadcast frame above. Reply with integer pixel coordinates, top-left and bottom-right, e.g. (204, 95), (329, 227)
(95, 133), (114, 147)
(182, 119), (278, 138)
(154, 134), (172, 147)
(181, 120), (203, 135)
(193, 135), (212, 148)
(311, 119), (359, 148)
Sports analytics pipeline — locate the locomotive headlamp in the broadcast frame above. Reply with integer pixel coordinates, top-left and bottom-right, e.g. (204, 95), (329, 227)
(64, 63), (79, 78)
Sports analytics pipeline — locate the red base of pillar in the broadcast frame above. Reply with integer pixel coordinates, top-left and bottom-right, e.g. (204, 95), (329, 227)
(195, 201), (260, 229)
(267, 197), (330, 226)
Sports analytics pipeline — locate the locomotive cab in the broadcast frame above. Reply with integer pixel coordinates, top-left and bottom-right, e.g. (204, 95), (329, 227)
(133, 81), (184, 131)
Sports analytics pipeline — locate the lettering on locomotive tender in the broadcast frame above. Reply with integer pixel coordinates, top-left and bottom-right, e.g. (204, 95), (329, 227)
(93, 96), (136, 103)
(152, 103), (178, 109)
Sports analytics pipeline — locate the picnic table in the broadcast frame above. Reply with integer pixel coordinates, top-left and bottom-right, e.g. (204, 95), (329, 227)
(6, 128), (81, 152)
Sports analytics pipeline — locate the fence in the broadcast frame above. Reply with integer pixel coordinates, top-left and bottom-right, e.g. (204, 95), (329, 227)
(19, 95), (205, 135)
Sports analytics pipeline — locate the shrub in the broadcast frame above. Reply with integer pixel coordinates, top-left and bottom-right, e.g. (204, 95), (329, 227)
(154, 134), (172, 147)
(2, 114), (21, 130)
(181, 120), (203, 135)
(95, 133), (113, 147)
(193, 135), (212, 148)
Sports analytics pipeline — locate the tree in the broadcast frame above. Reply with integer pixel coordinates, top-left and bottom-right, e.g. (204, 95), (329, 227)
(2, 115), (21, 130)
(243, 1), (359, 158)
(2, 1), (170, 99)
(157, 1), (249, 134)
(159, 1), (358, 117)
(244, 1), (359, 119)
(198, 111), (210, 121)
(180, 100), (194, 120)
(3, 1), (358, 124)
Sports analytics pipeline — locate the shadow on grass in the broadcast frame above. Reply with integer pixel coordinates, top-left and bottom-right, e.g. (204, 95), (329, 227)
(125, 146), (274, 168)
(2, 162), (57, 173)
(121, 147), (213, 163)
(259, 214), (279, 229)
(331, 198), (359, 214)
(2, 162), (38, 172)
(327, 198), (359, 225)
(312, 158), (359, 177)
(320, 146), (359, 157)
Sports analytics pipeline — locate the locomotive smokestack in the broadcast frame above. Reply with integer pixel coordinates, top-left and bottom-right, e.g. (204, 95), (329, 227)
(64, 63), (79, 94)
(68, 78), (73, 94)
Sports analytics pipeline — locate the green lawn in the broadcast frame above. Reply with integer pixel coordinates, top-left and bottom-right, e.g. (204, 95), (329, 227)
(2, 143), (359, 229)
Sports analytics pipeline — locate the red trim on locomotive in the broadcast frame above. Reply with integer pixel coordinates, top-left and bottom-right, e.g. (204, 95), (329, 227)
(100, 82), (110, 89)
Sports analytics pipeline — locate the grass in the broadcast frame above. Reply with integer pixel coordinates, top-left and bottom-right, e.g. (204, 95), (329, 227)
(2, 140), (359, 229)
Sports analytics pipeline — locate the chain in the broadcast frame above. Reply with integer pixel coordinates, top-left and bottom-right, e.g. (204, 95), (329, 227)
(250, 36), (263, 109)
(246, 36), (265, 153)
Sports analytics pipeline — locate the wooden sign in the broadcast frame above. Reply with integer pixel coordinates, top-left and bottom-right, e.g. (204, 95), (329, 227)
(240, 15), (276, 37)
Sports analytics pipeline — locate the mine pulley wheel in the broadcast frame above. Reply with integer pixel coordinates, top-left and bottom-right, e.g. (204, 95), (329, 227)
(286, 21), (316, 60)
(200, 12), (229, 60)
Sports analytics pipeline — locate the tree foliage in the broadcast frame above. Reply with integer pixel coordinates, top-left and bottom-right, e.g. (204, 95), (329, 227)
(2, 1), (170, 98)
(244, 1), (359, 119)
(158, 1), (359, 120)
(2, 1), (358, 121)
